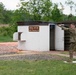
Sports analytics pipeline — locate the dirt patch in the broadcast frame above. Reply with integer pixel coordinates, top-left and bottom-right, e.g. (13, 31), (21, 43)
(0, 42), (18, 55)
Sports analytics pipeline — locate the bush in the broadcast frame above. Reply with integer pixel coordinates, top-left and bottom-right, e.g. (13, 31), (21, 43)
(0, 25), (17, 37)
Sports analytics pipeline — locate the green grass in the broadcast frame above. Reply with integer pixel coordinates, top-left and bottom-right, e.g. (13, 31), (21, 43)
(0, 60), (76, 75)
(61, 51), (69, 55)
(0, 35), (13, 42)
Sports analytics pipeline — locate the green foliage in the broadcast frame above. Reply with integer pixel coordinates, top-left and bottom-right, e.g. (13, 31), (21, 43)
(62, 14), (76, 21)
(0, 25), (17, 42)
(0, 25), (16, 37)
(51, 4), (63, 22)
(3, 10), (13, 24)
(67, 14), (76, 21)
(0, 2), (5, 23)
(1, 0), (76, 25)
(0, 2), (13, 24)
(19, 0), (53, 21)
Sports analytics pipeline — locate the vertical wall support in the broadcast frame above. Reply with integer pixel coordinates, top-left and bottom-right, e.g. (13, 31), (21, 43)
(55, 25), (64, 50)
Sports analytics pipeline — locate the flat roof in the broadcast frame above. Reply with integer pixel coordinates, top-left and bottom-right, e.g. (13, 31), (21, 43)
(17, 21), (55, 26)
(57, 21), (76, 24)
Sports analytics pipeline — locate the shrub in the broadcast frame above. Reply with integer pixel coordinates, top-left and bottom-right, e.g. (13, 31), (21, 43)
(0, 25), (17, 37)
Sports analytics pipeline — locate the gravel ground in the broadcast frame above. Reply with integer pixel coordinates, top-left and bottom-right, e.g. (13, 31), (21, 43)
(0, 54), (69, 61)
(0, 42), (69, 61)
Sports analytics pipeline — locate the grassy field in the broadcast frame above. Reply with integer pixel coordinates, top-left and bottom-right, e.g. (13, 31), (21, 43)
(0, 35), (13, 42)
(0, 60), (76, 75)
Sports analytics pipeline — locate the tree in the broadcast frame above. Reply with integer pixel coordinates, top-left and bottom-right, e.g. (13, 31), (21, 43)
(0, 2), (13, 24)
(0, 2), (5, 23)
(3, 10), (13, 24)
(19, 0), (53, 21)
(51, 4), (63, 22)
(11, 1), (31, 25)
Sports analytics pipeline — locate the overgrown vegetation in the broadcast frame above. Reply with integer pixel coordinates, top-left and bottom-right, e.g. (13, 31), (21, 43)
(0, 25), (16, 42)
(0, 26), (16, 37)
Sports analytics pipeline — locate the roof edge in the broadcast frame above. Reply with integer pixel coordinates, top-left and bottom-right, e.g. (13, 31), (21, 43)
(17, 21), (55, 26)
(56, 21), (76, 24)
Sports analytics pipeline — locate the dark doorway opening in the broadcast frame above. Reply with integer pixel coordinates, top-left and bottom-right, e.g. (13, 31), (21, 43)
(64, 25), (70, 50)
(50, 25), (55, 50)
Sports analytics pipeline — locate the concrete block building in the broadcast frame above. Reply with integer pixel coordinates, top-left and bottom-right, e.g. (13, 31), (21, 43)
(13, 21), (72, 51)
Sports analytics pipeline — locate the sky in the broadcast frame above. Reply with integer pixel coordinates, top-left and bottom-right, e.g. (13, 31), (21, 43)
(0, 0), (76, 15)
